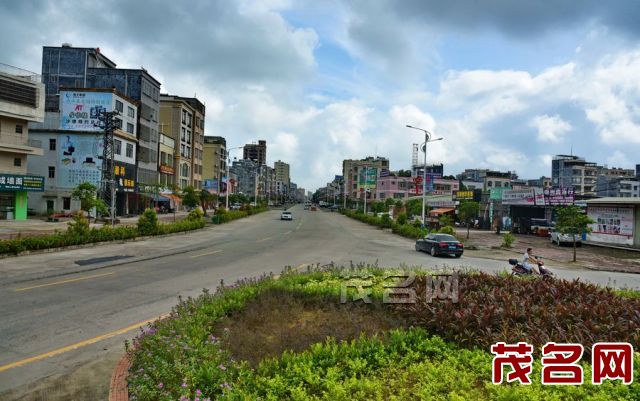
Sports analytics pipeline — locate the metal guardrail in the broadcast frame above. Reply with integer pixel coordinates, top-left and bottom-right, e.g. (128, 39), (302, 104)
(0, 62), (41, 83)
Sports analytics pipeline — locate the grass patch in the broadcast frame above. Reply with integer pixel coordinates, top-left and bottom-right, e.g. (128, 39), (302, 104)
(127, 266), (640, 400)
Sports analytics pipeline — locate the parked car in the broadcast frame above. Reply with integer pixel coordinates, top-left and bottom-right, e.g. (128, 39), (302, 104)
(329, 205), (340, 212)
(304, 205), (310, 210)
(549, 229), (582, 246)
(281, 211), (293, 220)
(415, 233), (463, 257)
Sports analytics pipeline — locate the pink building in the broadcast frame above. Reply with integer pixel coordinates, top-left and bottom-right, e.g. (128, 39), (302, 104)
(376, 175), (414, 200)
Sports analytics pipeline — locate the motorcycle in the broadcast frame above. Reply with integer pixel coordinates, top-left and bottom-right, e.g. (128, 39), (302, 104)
(508, 257), (553, 277)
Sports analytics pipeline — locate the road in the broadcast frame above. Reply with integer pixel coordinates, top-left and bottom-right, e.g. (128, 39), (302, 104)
(1, 205), (639, 400)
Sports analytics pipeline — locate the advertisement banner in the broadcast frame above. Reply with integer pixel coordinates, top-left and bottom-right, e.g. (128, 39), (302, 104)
(453, 190), (474, 200)
(490, 187), (504, 200)
(58, 133), (103, 188)
(543, 188), (574, 206)
(502, 189), (537, 205)
(587, 206), (634, 246)
(114, 162), (136, 193)
(0, 174), (45, 191)
(60, 91), (113, 131)
(358, 167), (378, 189)
(203, 179), (218, 192)
(426, 194), (455, 207)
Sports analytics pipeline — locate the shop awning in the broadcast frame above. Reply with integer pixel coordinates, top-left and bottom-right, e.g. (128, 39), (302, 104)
(429, 207), (455, 216)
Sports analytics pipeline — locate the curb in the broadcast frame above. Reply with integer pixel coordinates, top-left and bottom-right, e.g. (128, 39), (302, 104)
(109, 353), (131, 401)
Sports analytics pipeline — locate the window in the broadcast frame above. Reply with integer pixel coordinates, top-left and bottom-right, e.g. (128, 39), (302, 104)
(114, 118), (122, 129)
(186, 146), (191, 157)
(115, 100), (124, 113)
(127, 106), (135, 118)
(182, 110), (187, 124)
(186, 130), (191, 144)
(126, 143), (134, 158)
(15, 124), (23, 134)
(48, 166), (55, 178)
(126, 123), (134, 134)
(115, 139), (122, 155)
(187, 113), (192, 126)
(14, 157), (21, 167)
(160, 151), (166, 165)
(49, 138), (56, 151)
(181, 127), (186, 141)
(63, 197), (71, 210)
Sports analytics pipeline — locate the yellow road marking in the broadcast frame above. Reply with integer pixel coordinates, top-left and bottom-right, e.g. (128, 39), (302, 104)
(14, 272), (116, 292)
(0, 314), (169, 373)
(190, 249), (223, 258)
(256, 237), (272, 243)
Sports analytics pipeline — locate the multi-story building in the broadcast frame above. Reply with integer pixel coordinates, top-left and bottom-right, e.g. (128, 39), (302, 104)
(596, 176), (640, 198)
(243, 140), (266, 165)
(181, 98), (205, 189)
(41, 45), (162, 200)
(256, 164), (275, 201)
(158, 133), (175, 188)
(274, 160), (290, 200)
(552, 155), (599, 196)
(28, 88), (139, 216)
(342, 156), (389, 199)
(159, 95), (205, 190)
(0, 63), (45, 220)
(527, 177), (552, 189)
(599, 166), (635, 179)
(203, 136), (226, 194)
(230, 158), (258, 197)
(376, 174), (413, 200)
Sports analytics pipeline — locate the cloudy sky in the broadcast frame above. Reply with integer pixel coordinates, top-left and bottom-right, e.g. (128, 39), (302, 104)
(2, 0), (640, 190)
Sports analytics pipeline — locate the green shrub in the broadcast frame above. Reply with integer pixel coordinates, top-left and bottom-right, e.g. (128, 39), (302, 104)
(437, 225), (456, 236)
(391, 223), (426, 239)
(502, 232), (516, 248)
(137, 208), (159, 236)
(380, 214), (393, 228)
(186, 208), (204, 221)
(396, 212), (408, 225)
(67, 212), (90, 238)
(412, 219), (422, 228)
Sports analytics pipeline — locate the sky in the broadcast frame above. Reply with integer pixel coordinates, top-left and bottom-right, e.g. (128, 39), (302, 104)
(1, 0), (640, 191)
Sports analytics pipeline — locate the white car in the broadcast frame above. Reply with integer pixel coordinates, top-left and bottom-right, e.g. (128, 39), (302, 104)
(281, 211), (293, 220)
(549, 230), (581, 246)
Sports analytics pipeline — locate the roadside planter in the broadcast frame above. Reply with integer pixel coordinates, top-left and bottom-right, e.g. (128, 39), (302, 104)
(123, 266), (640, 400)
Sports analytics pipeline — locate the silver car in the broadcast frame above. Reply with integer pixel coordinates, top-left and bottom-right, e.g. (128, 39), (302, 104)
(549, 230), (581, 246)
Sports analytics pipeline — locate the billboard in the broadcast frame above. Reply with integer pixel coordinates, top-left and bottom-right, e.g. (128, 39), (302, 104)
(0, 174), (44, 192)
(58, 133), (103, 188)
(60, 91), (112, 131)
(358, 167), (377, 189)
(502, 189), (539, 205)
(114, 162), (136, 193)
(543, 188), (574, 206)
(588, 206), (634, 246)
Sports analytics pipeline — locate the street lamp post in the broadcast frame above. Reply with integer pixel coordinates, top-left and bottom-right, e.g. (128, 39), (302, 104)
(405, 125), (443, 228)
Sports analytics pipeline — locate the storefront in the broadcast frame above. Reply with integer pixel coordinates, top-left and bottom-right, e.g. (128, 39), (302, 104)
(114, 161), (137, 216)
(0, 174), (45, 220)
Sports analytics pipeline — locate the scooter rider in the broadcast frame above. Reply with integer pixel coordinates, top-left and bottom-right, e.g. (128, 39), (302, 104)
(523, 247), (540, 274)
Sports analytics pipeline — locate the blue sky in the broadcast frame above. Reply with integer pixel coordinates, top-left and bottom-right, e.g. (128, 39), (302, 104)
(1, 0), (639, 190)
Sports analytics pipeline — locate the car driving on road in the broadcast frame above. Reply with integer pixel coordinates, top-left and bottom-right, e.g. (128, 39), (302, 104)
(281, 211), (293, 220)
(415, 233), (463, 257)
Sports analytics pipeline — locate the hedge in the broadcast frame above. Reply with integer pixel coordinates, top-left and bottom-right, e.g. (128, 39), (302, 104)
(0, 210), (206, 256)
(342, 209), (427, 239)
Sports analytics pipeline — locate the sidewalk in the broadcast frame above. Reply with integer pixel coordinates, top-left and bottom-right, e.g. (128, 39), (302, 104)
(0, 211), (199, 240)
(457, 228), (640, 274)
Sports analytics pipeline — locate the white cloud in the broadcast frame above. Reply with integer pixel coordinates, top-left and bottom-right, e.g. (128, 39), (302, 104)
(529, 114), (572, 142)
(606, 150), (632, 167)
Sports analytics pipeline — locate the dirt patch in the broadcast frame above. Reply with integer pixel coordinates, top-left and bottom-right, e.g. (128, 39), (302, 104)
(456, 228), (640, 273)
(215, 288), (406, 367)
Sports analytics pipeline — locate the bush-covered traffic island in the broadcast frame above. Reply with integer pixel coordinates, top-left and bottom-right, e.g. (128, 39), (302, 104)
(126, 266), (640, 400)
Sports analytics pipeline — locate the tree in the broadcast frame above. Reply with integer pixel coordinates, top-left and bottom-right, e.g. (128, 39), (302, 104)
(182, 186), (200, 209)
(397, 169), (412, 177)
(71, 182), (100, 212)
(199, 189), (216, 215)
(555, 205), (594, 262)
(439, 214), (453, 228)
(384, 198), (395, 208)
(458, 200), (479, 239)
(406, 198), (424, 218)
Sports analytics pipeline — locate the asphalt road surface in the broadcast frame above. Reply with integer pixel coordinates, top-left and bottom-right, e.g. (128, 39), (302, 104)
(1, 205), (639, 399)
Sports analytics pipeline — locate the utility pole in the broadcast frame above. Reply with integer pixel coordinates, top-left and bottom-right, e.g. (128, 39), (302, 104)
(97, 109), (119, 226)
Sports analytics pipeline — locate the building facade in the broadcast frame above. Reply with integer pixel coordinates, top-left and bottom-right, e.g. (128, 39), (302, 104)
(203, 136), (226, 194)
(159, 95), (205, 190)
(28, 88), (138, 216)
(243, 140), (266, 165)
(552, 155), (599, 196)
(158, 133), (175, 188)
(41, 45), (162, 199)
(342, 156), (389, 199)
(230, 158), (258, 197)
(0, 63), (45, 220)
(274, 160), (290, 200)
